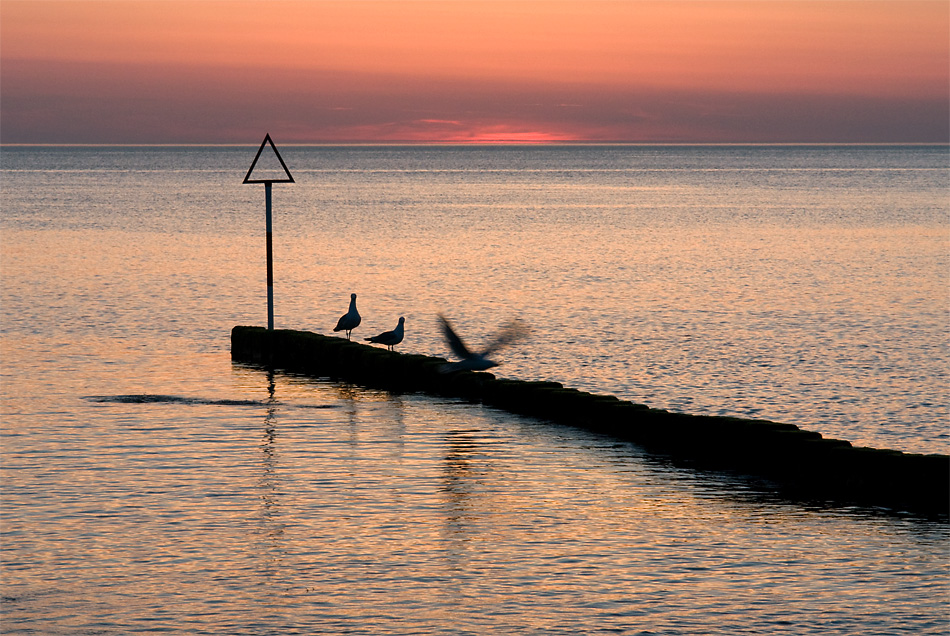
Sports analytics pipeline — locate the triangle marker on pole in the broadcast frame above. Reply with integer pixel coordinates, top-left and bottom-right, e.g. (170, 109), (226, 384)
(243, 134), (295, 332)
(243, 133), (295, 184)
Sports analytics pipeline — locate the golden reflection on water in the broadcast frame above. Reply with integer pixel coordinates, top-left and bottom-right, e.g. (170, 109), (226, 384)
(440, 426), (487, 567)
(2, 357), (947, 634)
(3, 146), (948, 633)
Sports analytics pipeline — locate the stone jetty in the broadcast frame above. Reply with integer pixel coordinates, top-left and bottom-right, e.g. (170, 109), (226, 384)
(232, 326), (948, 516)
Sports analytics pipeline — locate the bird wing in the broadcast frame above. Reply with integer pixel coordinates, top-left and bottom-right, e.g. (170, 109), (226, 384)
(438, 314), (474, 360)
(366, 329), (391, 342)
(482, 318), (529, 356)
(335, 314), (355, 331)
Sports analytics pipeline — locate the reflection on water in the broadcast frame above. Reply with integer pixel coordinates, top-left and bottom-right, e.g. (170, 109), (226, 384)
(2, 146), (948, 634)
(258, 369), (280, 526)
(440, 427), (487, 570)
(2, 359), (948, 634)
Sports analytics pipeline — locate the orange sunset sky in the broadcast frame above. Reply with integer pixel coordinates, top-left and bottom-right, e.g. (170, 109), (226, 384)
(1, 1), (948, 144)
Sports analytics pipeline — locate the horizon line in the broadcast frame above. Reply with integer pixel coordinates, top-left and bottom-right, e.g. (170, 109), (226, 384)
(3, 141), (949, 148)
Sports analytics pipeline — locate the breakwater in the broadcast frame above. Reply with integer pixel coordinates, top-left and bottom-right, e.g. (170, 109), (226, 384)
(232, 326), (948, 516)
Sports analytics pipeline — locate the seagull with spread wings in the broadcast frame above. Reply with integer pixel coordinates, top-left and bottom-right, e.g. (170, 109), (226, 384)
(438, 314), (529, 372)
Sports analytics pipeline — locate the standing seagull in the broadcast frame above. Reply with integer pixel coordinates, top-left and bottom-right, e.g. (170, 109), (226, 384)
(333, 293), (361, 340)
(365, 316), (405, 351)
(438, 314), (529, 372)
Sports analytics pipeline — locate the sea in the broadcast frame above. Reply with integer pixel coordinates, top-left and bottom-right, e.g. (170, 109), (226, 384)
(1, 145), (948, 634)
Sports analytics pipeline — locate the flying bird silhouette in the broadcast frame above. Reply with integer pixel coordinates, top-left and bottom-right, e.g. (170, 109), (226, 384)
(365, 316), (405, 351)
(333, 293), (361, 340)
(438, 314), (529, 372)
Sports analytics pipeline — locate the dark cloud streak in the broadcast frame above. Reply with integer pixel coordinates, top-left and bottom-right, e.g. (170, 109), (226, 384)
(2, 59), (947, 144)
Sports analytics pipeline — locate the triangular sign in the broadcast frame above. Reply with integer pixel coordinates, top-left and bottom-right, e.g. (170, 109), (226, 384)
(243, 134), (295, 184)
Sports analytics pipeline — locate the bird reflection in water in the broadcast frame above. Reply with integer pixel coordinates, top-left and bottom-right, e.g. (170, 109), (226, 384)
(384, 394), (407, 460)
(332, 384), (362, 446)
(440, 427), (491, 569)
(329, 385), (408, 460)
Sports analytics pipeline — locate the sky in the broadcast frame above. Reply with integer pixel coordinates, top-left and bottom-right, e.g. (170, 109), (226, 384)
(1, 1), (948, 144)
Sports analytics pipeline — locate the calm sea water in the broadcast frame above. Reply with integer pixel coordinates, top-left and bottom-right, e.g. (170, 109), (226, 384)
(2, 145), (948, 634)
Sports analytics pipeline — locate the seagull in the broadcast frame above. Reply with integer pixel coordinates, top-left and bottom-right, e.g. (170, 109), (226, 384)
(438, 314), (529, 372)
(333, 293), (361, 340)
(365, 316), (405, 351)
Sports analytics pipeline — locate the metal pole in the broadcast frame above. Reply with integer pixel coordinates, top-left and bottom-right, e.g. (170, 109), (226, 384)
(244, 135), (292, 332)
(265, 181), (274, 331)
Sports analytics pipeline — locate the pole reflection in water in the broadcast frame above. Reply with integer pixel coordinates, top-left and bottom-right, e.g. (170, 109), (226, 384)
(256, 370), (285, 583)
